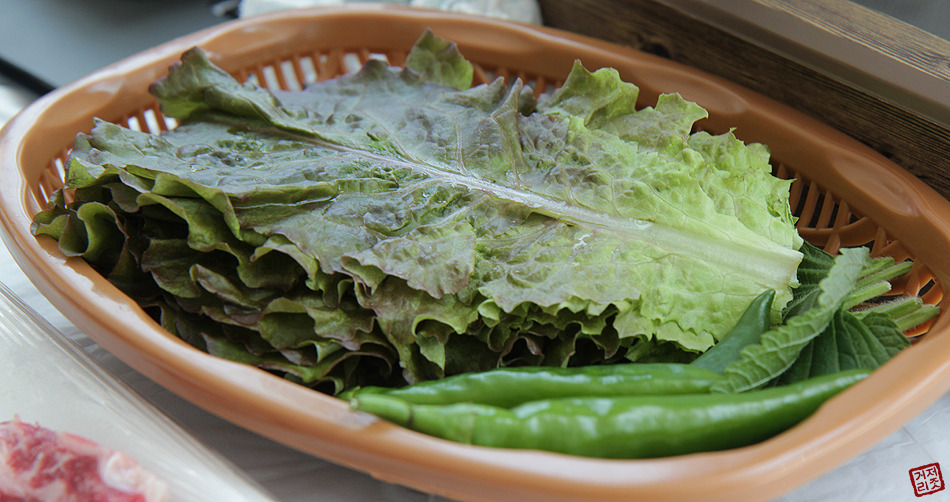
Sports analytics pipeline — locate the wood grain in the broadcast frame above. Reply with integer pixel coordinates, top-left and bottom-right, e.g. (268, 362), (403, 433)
(537, 0), (950, 200)
(762, 0), (950, 83)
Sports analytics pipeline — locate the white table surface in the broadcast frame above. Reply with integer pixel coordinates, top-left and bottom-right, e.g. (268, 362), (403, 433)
(1, 91), (949, 502)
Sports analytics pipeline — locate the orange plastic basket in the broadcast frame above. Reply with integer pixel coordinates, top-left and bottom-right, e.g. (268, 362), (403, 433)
(3, 5), (950, 502)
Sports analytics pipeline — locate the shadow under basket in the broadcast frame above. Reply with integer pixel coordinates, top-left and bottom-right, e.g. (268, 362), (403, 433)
(2, 5), (950, 502)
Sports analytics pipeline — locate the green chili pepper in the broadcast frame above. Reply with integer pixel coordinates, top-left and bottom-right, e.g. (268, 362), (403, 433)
(342, 363), (726, 408)
(691, 289), (775, 374)
(351, 368), (867, 459)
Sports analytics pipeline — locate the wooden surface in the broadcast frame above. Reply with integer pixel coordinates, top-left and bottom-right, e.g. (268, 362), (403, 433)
(772, 1), (950, 83)
(537, 0), (950, 201)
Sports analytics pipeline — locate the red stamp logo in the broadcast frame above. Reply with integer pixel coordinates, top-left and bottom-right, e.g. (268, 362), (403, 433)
(910, 463), (945, 497)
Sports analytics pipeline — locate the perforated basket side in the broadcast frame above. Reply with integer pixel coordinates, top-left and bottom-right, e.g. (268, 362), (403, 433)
(777, 162), (941, 336)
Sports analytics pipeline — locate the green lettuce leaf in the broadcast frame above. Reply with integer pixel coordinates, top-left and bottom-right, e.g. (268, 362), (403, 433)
(35, 32), (804, 386)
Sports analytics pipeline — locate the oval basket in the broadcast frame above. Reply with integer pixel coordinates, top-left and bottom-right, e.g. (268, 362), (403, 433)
(2, 5), (950, 502)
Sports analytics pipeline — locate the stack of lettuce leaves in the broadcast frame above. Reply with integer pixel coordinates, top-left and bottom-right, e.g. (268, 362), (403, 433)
(32, 31), (849, 393)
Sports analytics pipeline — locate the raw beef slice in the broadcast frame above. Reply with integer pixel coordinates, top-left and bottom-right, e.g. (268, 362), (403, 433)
(0, 418), (168, 501)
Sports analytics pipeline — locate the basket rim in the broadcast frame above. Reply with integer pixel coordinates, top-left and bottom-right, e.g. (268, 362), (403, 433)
(3, 5), (950, 502)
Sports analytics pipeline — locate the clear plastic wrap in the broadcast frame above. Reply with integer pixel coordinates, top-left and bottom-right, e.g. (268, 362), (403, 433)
(0, 281), (278, 502)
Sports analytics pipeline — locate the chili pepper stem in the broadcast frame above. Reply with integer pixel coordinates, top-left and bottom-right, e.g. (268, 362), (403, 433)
(351, 395), (413, 426)
(353, 394), (494, 444)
